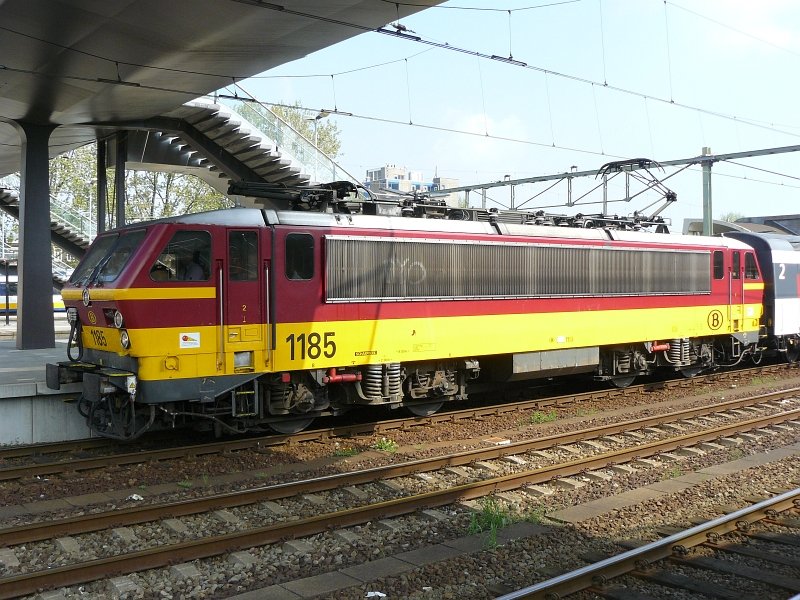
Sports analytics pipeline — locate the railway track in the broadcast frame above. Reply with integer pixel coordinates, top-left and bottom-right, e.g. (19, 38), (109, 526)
(0, 363), (794, 482)
(497, 488), (800, 599)
(2, 388), (797, 545)
(0, 391), (797, 599)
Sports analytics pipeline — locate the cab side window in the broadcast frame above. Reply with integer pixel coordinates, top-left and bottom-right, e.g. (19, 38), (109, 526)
(150, 230), (211, 282)
(713, 251), (724, 280)
(229, 231), (258, 281)
(744, 253), (759, 279)
(285, 234), (314, 280)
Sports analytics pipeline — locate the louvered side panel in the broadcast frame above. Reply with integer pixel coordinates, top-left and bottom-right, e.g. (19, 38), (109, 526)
(325, 236), (712, 302)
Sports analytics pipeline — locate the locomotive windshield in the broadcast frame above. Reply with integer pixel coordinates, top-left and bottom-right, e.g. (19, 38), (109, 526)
(149, 230), (211, 282)
(69, 229), (147, 286)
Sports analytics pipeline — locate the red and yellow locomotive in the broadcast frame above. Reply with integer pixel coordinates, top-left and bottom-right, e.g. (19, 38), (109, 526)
(48, 183), (767, 439)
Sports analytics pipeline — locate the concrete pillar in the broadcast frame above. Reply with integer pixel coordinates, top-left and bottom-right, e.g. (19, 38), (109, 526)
(15, 121), (56, 349)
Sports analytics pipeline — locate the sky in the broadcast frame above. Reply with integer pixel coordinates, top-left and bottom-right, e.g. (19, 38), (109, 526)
(237, 0), (800, 232)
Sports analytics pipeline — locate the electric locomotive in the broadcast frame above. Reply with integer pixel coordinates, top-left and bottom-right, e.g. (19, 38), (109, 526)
(48, 181), (773, 440)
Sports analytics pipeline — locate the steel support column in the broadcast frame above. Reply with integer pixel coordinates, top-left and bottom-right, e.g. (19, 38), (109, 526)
(702, 146), (713, 236)
(97, 139), (107, 234)
(15, 122), (55, 349)
(115, 132), (127, 228)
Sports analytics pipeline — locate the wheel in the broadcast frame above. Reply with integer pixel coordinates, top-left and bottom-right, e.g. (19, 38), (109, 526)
(268, 417), (315, 434)
(787, 341), (800, 364)
(610, 375), (636, 388)
(680, 366), (703, 378)
(406, 401), (444, 417)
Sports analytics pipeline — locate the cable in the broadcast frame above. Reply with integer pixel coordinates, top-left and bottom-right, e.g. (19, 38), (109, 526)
(224, 0), (800, 140)
(248, 48), (435, 78)
(378, 0), (584, 11)
(598, 0), (607, 85)
(722, 159), (800, 182)
(233, 83), (619, 159)
(712, 169), (800, 190)
(0, 63), (206, 98)
(666, 1), (800, 59)
(2, 2), (797, 143)
(0, 24), (243, 80)
(592, 83), (604, 155)
(662, 0), (674, 103)
(369, 27), (800, 141)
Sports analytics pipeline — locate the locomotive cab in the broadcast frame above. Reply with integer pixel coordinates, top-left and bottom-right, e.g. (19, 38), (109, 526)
(49, 210), (299, 439)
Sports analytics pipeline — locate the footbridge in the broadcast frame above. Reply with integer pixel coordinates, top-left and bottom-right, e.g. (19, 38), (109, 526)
(1, 95), (358, 269)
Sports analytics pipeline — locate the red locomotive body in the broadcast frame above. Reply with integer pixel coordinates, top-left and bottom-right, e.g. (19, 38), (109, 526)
(49, 197), (765, 439)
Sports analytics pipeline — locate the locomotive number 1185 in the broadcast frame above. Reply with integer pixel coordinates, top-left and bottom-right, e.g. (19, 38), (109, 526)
(285, 331), (337, 361)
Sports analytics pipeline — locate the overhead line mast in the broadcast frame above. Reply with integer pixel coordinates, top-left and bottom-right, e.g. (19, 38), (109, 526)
(436, 145), (800, 236)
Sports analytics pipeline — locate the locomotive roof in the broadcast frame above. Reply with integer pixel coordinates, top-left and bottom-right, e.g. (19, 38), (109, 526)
(724, 231), (800, 252)
(113, 207), (753, 250)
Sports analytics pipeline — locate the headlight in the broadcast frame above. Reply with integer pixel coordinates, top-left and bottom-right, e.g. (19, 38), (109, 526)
(120, 329), (131, 349)
(66, 307), (78, 324)
(113, 310), (124, 328)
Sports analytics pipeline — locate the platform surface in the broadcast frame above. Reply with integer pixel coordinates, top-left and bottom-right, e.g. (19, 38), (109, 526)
(0, 315), (93, 444)
(0, 314), (71, 388)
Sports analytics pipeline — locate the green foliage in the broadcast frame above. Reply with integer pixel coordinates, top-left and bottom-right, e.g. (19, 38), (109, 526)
(334, 446), (360, 457)
(719, 211), (744, 223)
(271, 102), (342, 158)
(576, 407), (599, 417)
(525, 505), (547, 524)
(529, 409), (558, 424)
(372, 437), (398, 453)
(122, 170), (231, 223)
(47, 143), (232, 232)
(176, 480), (193, 489)
(468, 497), (513, 548)
(663, 465), (683, 480)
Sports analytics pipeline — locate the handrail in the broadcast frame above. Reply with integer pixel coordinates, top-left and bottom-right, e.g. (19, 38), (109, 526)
(0, 174), (95, 243)
(211, 97), (360, 186)
(0, 97), (359, 259)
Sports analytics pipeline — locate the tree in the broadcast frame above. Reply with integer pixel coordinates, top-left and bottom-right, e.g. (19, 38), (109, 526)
(719, 211), (744, 223)
(122, 170), (230, 222)
(47, 143), (231, 233)
(270, 102), (342, 158)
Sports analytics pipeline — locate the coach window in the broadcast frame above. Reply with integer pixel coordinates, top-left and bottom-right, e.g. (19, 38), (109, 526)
(731, 251), (741, 279)
(713, 251), (724, 279)
(285, 233), (314, 280)
(229, 231), (258, 281)
(745, 253), (759, 279)
(150, 230), (211, 282)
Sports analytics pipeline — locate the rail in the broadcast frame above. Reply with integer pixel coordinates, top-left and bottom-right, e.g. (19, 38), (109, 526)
(0, 406), (797, 599)
(1, 393), (795, 545)
(497, 487), (800, 599)
(0, 365), (796, 477)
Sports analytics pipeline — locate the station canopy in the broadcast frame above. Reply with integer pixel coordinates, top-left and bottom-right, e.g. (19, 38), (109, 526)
(0, 0), (440, 175)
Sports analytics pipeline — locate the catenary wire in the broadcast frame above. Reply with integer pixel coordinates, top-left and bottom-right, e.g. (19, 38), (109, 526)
(377, 0), (584, 11)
